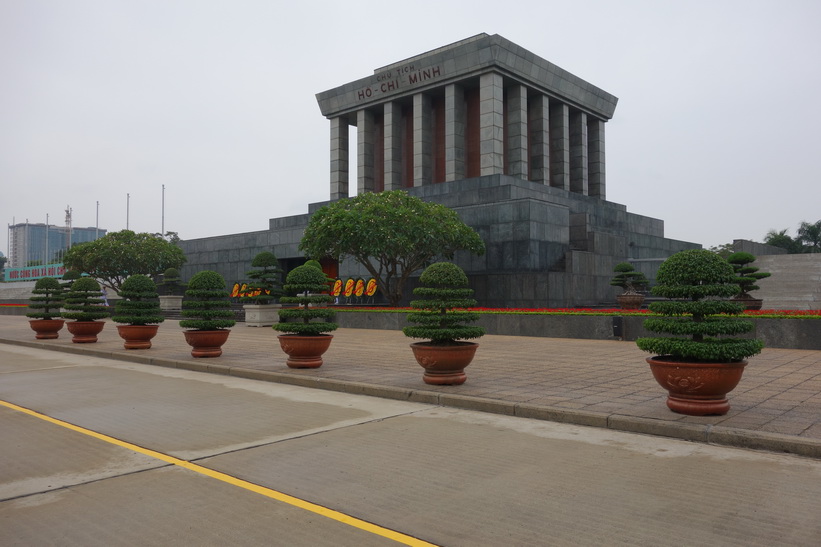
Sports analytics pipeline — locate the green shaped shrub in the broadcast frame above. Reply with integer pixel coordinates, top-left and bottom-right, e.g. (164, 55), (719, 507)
(112, 274), (165, 326)
(726, 252), (771, 299)
(304, 259), (323, 271)
(241, 251), (283, 305)
(403, 262), (485, 345)
(636, 249), (764, 362)
(26, 277), (64, 320)
(159, 267), (186, 296)
(180, 270), (236, 330)
(62, 277), (110, 321)
(273, 264), (337, 336)
(610, 262), (648, 294)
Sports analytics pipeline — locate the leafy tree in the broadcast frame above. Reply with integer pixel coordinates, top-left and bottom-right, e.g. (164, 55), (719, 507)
(300, 190), (485, 306)
(708, 243), (734, 259)
(0, 254), (7, 270)
(763, 228), (798, 252)
(63, 230), (186, 295)
(797, 220), (821, 253)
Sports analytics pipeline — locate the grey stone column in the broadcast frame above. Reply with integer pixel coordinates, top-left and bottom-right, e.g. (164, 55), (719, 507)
(480, 72), (504, 176)
(413, 93), (432, 186)
(549, 102), (569, 191)
(383, 102), (402, 190)
(357, 109), (375, 194)
(569, 110), (588, 195)
(588, 118), (606, 199)
(330, 116), (349, 200)
(528, 94), (550, 185)
(445, 84), (466, 181)
(506, 84), (528, 179)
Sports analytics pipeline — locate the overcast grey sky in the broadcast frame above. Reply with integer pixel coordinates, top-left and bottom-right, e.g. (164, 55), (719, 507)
(2, 0), (819, 257)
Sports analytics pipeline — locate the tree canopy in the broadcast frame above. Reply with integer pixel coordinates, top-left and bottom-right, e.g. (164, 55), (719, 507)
(299, 190), (485, 306)
(764, 220), (821, 253)
(62, 230), (186, 294)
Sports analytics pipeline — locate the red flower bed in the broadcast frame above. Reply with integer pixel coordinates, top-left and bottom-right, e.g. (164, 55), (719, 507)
(333, 306), (820, 318)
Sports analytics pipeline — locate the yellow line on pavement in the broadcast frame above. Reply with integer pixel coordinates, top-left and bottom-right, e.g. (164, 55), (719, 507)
(1, 399), (438, 547)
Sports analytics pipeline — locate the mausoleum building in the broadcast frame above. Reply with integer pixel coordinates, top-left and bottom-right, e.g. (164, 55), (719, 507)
(179, 34), (699, 307)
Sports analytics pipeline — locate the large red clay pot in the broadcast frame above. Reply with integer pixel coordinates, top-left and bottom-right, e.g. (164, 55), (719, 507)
(647, 356), (747, 416)
(277, 334), (333, 368)
(29, 319), (65, 340)
(66, 320), (105, 343)
(116, 324), (159, 350)
(183, 329), (231, 358)
(410, 342), (478, 385)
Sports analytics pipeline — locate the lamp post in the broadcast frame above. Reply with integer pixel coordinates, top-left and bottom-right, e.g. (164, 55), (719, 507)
(161, 184), (165, 236)
(96, 201), (99, 239)
(127, 193), (130, 230)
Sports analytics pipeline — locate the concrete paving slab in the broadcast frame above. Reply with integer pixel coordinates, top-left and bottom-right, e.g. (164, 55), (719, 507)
(202, 407), (821, 546)
(0, 345), (432, 460)
(0, 407), (163, 500)
(0, 466), (399, 547)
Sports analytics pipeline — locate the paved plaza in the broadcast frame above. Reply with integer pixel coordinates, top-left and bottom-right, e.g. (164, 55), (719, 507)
(1, 315), (819, 459)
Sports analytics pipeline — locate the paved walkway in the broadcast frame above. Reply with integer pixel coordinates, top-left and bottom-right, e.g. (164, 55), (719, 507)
(2, 316), (820, 458)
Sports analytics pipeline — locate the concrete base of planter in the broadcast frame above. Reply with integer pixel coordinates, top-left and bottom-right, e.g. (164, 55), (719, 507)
(159, 295), (184, 311)
(242, 304), (281, 327)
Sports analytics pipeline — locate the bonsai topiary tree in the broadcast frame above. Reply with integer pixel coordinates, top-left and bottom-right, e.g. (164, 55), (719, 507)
(159, 267), (186, 296)
(27, 277), (64, 321)
(403, 262), (484, 385)
(636, 249), (764, 415)
(241, 251), (283, 305)
(112, 274), (164, 349)
(637, 250), (764, 362)
(610, 262), (648, 295)
(403, 262), (485, 345)
(304, 259), (323, 271)
(112, 275), (164, 326)
(274, 265), (337, 336)
(27, 277), (65, 339)
(726, 252), (771, 299)
(63, 277), (110, 322)
(180, 271), (236, 331)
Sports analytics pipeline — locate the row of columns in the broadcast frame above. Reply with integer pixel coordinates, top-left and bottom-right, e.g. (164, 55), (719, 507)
(329, 72), (606, 201)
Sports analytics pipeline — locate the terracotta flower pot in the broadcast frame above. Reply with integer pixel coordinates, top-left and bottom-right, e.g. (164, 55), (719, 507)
(410, 341), (478, 385)
(29, 319), (65, 340)
(116, 324), (159, 350)
(277, 334), (333, 368)
(647, 356), (747, 416)
(66, 320), (105, 344)
(183, 329), (231, 358)
(616, 294), (645, 310)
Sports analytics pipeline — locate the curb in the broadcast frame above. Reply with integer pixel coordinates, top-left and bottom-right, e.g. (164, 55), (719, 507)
(3, 337), (820, 460)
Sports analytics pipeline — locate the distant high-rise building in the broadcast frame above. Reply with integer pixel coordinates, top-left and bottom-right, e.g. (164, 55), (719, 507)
(7, 222), (106, 268)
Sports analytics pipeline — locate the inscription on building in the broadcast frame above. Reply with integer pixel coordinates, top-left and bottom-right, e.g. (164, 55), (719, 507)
(356, 64), (443, 101)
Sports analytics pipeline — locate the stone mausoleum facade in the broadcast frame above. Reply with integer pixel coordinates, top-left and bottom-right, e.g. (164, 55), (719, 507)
(179, 34), (699, 308)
